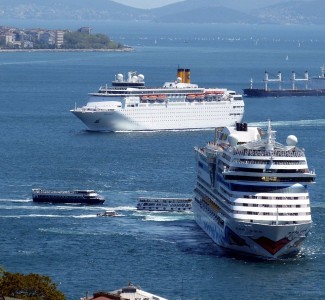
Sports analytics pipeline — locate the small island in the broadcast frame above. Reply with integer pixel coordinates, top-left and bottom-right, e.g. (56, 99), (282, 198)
(0, 26), (132, 51)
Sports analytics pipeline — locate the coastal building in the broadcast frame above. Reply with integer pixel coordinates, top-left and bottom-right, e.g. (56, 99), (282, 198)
(55, 30), (65, 48)
(78, 27), (92, 34)
(0, 34), (14, 46)
(40, 31), (56, 45)
(80, 282), (168, 300)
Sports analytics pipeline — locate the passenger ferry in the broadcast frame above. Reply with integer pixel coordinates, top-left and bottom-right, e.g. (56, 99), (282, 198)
(136, 197), (192, 212)
(193, 121), (316, 259)
(71, 68), (244, 131)
(32, 189), (105, 205)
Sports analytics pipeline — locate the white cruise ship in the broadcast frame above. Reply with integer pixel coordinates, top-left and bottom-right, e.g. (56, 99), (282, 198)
(70, 68), (244, 132)
(193, 121), (316, 259)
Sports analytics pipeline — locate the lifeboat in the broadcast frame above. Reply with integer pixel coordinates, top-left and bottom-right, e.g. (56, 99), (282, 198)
(205, 91), (224, 96)
(148, 95), (157, 101)
(186, 94), (196, 101)
(140, 95), (149, 102)
(195, 94), (205, 101)
(156, 94), (167, 102)
(204, 91), (224, 101)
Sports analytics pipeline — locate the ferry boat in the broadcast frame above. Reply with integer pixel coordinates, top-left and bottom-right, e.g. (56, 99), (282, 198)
(136, 197), (192, 212)
(32, 189), (105, 205)
(71, 68), (244, 131)
(243, 67), (325, 97)
(193, 121), (316, 259)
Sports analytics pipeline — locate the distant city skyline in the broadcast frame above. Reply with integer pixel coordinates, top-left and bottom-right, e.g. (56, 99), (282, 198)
(114, 0), (182, 9)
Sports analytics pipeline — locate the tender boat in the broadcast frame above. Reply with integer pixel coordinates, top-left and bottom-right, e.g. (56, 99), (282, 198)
(97, 210), (118, 217)
(32, 189), (105, 205)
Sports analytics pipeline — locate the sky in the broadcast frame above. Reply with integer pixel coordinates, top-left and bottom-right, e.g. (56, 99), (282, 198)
(113, 0), (182, 9)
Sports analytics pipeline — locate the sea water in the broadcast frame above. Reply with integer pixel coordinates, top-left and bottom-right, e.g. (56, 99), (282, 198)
(0, 22), (324, 300)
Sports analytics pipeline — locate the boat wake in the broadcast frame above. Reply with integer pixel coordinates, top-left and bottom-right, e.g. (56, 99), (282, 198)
(0, 198), (31, 203)
(249, 119), (325, 128)
(144, 215), (185, 222)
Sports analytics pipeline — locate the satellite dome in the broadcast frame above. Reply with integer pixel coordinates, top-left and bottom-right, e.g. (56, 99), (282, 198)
(177, 77), (182, 83)
(286, 135), (298, 146)
(138, 74), (144, 81)
(228, 134), (238, 147)
(132, 75), (138, 82)
(116, 74), (123, 81)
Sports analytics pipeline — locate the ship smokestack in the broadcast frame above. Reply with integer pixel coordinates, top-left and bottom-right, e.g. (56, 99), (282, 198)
(185, 69), (191, 83)
(177, 68), (185, 83)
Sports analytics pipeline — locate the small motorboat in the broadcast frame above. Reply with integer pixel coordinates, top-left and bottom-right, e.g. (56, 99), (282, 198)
(97, 210), (117, 217)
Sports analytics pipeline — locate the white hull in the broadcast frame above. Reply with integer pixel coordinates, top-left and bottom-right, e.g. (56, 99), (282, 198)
(192, 200), (311, 259)
(71, 101), (244, 132)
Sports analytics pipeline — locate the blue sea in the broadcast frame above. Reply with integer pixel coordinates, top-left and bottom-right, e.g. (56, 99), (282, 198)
(0, 21), (325, 299)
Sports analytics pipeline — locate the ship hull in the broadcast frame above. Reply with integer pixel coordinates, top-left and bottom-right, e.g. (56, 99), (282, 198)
(32, 196), (105, 205)
(71, 102), (244, 132)
(192, 200), (311, 259)
(243, 88), (325, 97)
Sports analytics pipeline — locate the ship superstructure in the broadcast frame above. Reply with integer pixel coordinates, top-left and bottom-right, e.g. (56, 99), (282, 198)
(193, 121), (316, 259)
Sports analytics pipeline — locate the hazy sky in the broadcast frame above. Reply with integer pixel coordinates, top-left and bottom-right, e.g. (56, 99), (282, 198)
(114, 0), (182, 9)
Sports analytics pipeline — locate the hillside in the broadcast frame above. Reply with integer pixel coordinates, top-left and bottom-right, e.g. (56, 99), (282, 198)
(0, 0), (325, 25)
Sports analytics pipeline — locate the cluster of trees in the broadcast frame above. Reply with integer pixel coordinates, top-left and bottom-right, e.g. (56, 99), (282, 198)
(62, 31), (124, 49)
(0, 267), (65, 300)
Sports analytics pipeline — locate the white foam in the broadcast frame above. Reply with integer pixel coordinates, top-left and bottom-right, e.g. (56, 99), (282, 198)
(249, 119), (325, 128)
(73, 214), (97, 218)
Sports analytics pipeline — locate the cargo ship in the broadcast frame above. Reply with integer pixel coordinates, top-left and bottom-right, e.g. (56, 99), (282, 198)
(243, 67), (325, 97)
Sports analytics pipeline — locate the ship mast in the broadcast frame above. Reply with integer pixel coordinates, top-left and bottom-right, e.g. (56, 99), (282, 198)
(264, 71), (282, 91)
(291, 71), (309, 90)
(265, 120), (276, 152)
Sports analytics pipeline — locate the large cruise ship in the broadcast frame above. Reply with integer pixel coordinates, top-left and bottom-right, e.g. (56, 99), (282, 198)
(71, 68), (244, 131)
(193, 121), (316, 259)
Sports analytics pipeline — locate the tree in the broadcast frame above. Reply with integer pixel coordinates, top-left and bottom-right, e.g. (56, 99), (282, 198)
(0, 271), (65, 300)
(62, 31), (122, 49)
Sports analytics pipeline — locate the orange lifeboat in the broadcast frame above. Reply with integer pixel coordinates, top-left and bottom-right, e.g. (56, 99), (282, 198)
(148, 95), (157, 101)
(141, 95), (149, 102)
(156, 94), (167, 102)
(195, 94), (205, 101)
(186, 94), (196, 101)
